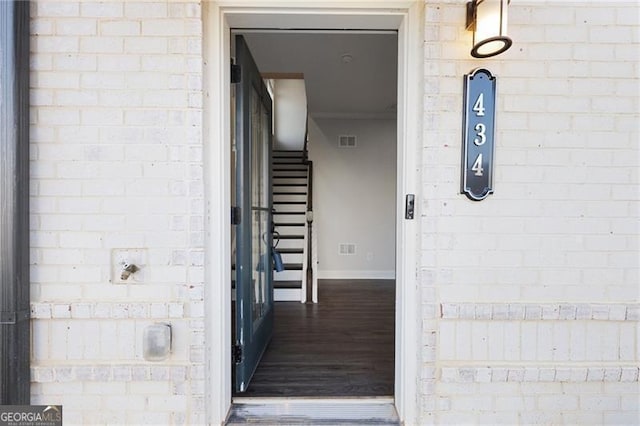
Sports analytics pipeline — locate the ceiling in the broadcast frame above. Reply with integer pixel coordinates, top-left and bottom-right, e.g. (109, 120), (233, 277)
(241, 32), (398, 118)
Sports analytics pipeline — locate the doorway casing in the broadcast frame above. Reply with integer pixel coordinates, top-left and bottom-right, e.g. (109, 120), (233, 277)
(203, 2), (424, 424)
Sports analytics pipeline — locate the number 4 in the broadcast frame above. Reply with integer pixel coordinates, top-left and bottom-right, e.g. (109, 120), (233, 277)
(472, 93), (485, 117)
(471, 153), (483, 176)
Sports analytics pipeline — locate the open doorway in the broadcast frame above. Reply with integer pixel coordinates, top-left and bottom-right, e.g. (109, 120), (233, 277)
(203, 4), (423, 423)
(231, 31), (398, 397)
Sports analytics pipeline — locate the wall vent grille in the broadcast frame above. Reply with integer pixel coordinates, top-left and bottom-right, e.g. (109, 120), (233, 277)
(338, 135), (357, 148)
(339, 243), (356, 255)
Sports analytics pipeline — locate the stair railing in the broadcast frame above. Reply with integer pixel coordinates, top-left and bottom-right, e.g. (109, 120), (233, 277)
(305, 161), (314, 303)
(300, 219), (309, 303)
(303, 119), (309, 163)
(302, 119), (317, 303)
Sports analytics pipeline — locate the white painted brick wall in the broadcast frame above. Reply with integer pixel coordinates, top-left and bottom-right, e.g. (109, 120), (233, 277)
(30, 0), (204, 423)
(424, 1), (638, 304)
(424, 1), (638, 424)
(28, 0), (638, 424)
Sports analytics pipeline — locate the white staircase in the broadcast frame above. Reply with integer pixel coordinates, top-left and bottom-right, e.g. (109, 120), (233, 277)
(272, 150), (309, 302)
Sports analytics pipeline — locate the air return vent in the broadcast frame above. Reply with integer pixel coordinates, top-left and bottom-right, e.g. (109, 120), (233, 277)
(339, 243), (356, 255)
(338, 135), (357, 148)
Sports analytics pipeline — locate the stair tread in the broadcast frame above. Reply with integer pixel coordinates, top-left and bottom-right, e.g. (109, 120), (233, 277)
(282, 263), (303, 270)
(278, 234), (304, 239)
(232, 281), (302, 289)
(273, 211), (305, 215)
(276, 248), (304, 254)
(274, 223), (306, 226)
(273, 192), (307, 195)
(272, 280), (303, 289)
(273, 201), (306, 205)
(273, 183), (307, 185)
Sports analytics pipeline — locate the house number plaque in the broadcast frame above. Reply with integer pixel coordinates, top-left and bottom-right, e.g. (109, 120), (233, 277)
(461, 68), (496, 201)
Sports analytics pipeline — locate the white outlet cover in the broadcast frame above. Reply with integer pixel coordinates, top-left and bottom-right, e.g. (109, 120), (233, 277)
(111, 248), (147, 284)
(143, 323), (171, 361)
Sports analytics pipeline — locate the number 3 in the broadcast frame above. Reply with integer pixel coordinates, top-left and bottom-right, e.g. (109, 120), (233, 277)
(474, 123), (486, 146)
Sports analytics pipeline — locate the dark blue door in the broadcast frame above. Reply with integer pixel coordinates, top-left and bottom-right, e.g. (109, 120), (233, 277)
(234, 35), (274, 392)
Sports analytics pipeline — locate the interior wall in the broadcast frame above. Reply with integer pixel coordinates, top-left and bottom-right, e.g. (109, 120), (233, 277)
(308, 117), (397, 279)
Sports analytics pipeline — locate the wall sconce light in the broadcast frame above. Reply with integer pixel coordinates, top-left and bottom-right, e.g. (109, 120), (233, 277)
(466, 0), (512, 58)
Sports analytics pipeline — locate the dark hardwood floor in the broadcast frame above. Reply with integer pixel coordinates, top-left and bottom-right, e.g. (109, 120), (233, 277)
(235, 279), (395, 397)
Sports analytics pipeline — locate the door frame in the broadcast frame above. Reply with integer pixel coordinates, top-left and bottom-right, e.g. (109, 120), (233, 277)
(203, 2), (424, 424)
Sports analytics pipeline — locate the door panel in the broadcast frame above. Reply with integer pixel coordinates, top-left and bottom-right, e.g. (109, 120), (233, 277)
(234, 35), (274, 393)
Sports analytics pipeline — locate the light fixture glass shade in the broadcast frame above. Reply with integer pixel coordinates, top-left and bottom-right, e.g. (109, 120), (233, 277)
(471, 0), (512, 58)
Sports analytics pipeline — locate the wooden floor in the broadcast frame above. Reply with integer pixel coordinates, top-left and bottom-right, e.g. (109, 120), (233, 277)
(235, 279), (395, 397)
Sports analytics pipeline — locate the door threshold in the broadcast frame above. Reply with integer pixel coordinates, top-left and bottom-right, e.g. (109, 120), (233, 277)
(232, 396), (394, 403)
(227, 397), (399, 425)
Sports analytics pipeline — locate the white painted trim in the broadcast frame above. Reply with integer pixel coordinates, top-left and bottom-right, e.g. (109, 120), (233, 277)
(204, 3), (423, 425)
(317, 270), (396, 280)
(301, 221), (309, 303)
(203, 2), (233, 424)
(393, 3), (423, 425)
(236, 29), (399, 35)
(232, 397), (395, 404)
(227, 398), (399, 422)
(274, 288), (303, 301)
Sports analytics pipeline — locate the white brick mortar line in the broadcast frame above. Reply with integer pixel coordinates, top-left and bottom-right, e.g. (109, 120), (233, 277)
(440, 366), (640, 383)
(441, 303), (639, 321)
(30, 302), (186, 319)
(31, 364), (192, 383)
